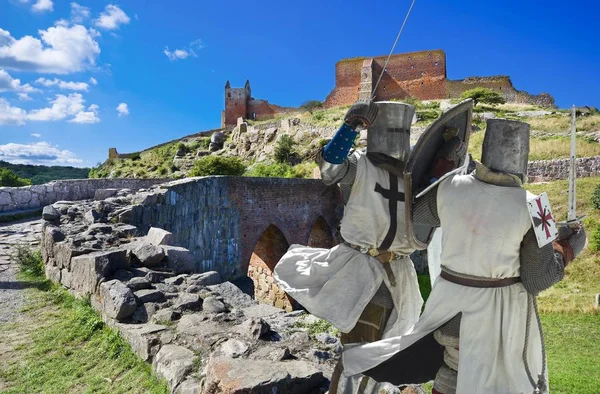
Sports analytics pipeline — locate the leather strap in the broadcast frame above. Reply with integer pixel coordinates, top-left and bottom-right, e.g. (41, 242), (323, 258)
(440, 271), (521, 288)
(553, 239), (574, 266)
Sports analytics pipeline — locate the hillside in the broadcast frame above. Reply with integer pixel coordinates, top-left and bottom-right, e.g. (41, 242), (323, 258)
(91, 99), (600, 181)
(0, 161), (90, 185)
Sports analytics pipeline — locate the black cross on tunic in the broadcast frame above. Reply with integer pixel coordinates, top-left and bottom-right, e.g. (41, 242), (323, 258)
(374, 173), (405, 250)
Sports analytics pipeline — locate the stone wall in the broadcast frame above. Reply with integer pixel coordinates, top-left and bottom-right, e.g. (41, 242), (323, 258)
(0, 179), (168, 213)
(128, 176), (341, 282)
(528, 156), (600, 182)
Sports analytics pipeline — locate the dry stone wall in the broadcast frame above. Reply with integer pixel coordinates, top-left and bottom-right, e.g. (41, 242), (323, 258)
(0, 179), (168, 213)
(527, 156), (600, 182)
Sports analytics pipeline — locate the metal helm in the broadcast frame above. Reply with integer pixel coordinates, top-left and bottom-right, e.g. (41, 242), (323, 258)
(366, 101), (415, 166)
(481, 119), (530, 181)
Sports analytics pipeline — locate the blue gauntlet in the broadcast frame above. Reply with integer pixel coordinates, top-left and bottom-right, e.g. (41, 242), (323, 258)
(321, 123), (358, 164)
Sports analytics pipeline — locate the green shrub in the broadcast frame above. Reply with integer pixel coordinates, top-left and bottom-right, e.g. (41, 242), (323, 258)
(417, 109), (441, 122)
(130, 152), (141, 161)
(591, 184), (600, 210)
(0, 167), (31, 186)
(245, 163), (296, 178)
(113, 169), (122, 177)
(157, 166), (168, 176)
(188, 156), (246, 177)
(300, 100), (323, 114)
(13, 246), (43, 277)
(318, 138), (330, 148)
(135, 169), (147, 178)
(312, 111), (325, 121)
(461, 87), (506, 106)
(274, 135), (295, 164)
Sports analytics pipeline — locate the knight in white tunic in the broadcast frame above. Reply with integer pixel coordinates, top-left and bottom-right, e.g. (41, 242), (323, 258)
(273, 101), (427, 393)
(341, 119), (587, 394)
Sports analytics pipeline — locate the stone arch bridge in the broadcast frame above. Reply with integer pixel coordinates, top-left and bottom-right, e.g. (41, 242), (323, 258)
(128, 176), (342, 310)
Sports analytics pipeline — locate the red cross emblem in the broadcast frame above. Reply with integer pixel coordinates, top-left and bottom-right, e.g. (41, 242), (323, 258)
(533, 198), (554, 239)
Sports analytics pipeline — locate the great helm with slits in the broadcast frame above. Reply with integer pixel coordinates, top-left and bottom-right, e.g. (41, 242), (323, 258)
(481, 119), (530, 181)
(366, 101), (415, 169)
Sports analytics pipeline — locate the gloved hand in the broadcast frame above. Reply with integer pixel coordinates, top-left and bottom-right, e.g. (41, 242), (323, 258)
(344, 100), (379, 129)
(554, 224), (587, 265)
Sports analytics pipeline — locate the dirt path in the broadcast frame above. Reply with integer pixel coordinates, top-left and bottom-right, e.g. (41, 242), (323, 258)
(0, 218), (42, 323)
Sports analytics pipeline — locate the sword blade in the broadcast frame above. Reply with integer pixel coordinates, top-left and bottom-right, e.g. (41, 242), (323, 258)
(567, 105), (577, 222)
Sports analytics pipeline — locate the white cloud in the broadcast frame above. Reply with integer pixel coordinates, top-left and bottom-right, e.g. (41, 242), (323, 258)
(31, 0), (53, 13)
(71, 2), (91, 23)
(18, 93), (32, 101)
(31, 133), (42, 138)
(94, 5), (130, 30)
(35, 77), (89, 91)
(0, 25), (100, 74)
(0, 141), (83, 166)
(0, 69), (38, 93)
(0, 93), (100, 124)
(116, 102), (129, 116)
(0, 98), (27, 125)
(70, 103), (99, 123)
(89, 76), (97, 85)
(28, 93), (85, 121)
(164, 39), (205, 61)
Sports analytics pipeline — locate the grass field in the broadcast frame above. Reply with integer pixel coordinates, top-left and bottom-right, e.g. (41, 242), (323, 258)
(0, 268), (168, 394)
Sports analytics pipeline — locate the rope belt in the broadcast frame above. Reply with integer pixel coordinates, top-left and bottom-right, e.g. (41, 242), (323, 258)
(440, 270), (521, 288)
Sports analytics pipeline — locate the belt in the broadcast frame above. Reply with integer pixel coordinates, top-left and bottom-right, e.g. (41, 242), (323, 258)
(440, 270), (521, 288)
(343, 241), (401, 286)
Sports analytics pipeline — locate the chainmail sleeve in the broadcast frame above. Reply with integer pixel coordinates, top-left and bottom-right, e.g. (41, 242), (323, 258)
(412, 185), (441, 227)
(317, 151), (358, 205)
(520, 227), (565, 295)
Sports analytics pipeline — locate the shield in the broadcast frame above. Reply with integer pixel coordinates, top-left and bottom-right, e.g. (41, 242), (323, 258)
(404, 99), (473, 250)
(527, 192), (559, 247)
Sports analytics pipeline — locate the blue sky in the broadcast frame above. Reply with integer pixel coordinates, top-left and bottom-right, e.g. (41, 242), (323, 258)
(0, 0), (598, 168)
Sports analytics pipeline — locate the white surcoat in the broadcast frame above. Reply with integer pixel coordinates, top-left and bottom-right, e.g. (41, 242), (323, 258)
(274, 151), (423, 336)
(343, 174), (545, 394)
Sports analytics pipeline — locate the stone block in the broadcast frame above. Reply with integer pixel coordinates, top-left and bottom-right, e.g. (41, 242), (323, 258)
(163, 246), (195, 273)
(208, 282), (255, 309)
(174, 378), (202, 394)
(147, 227), (174, 246)
(70, 249), (128, 297)
(165, 274), (188, 286)
(203, 357), (324, 394)
(151, 308), (181, 324)
(113, 323), (167, 361)
(135, 289), (167, 304)
(94, 188), (119, 201)
(133, 244), (165, 267)
(45, 265), (61, 283)
(202, 296), (227, 314)
(53, 242), (92, 270)
(128, 277), (152, 291)
(42, 205), (61, 221)
(98, 280), (137, 321)
(173, 294), (203, 312)
(152, 345), (195, 389)
(188, 271), (221, 286)
(60, 269), (72, 288)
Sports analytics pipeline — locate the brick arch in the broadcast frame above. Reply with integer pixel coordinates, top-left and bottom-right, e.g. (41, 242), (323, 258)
(247, 224), (297, 311)
(307, 216), (335, 249)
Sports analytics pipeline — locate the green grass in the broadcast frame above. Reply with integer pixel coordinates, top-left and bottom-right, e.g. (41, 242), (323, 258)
(526, 176), (600, 313)
(542, 313), (600, 393)
(0, 251), (169, 394)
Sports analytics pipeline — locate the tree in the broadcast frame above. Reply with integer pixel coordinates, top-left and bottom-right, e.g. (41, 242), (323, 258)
(300, 100), (323, 114)
(274, 135), (295, 164)
(188, 156), (246, 177)
(0, 168), (31, 187)
(461, 88), (506, 107)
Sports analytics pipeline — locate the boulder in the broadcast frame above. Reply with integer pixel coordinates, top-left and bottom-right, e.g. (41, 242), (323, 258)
(188, 271), (221, 286)
(236, 318), (270, 340)
(152, 345), (196, 389)
(70, 249), (128, 297)
(131, 302), (161, 324)
(151, 308), (181, 324)
(84, 209), (102, 224)
(128, 277), (152, 291)
(173, 294), (203, 312)
(94, 188), (119, 201)
(208, 282), (255, 309)
(147, 227), (174, 246)
(135, 289), (167, 304)
(203, 357), (324, 394)
(98, 280), (137, 320)
(220, 339), (249, 358)
(202, 296), (227, 314)
(174, 378), (202, 394)
(163, 246), (195, 273)
(42, 205), (61, 222)
(133, 244), (165, 267)
(165, 274), (188, 286)
(87, 223), (113, 235)
(112, 323), (167, 361)
(44, 265), (61, 283)
(60, 268), (72, 288)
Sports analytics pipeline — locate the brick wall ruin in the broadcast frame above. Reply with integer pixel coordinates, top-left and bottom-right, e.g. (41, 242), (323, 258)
(527, 156), (600, 182)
